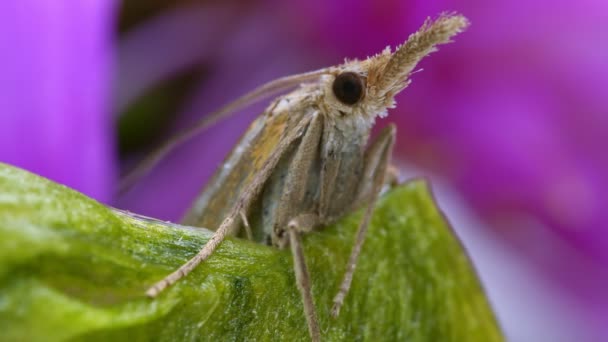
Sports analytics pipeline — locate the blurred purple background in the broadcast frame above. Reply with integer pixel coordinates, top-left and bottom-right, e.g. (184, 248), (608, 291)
(1, 1), (607, 340)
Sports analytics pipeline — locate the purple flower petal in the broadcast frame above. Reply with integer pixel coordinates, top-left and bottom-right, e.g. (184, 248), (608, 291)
(0, 1), (117, 202)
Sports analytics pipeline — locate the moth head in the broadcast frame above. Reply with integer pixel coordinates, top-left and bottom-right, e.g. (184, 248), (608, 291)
(323, 13), (469, 119)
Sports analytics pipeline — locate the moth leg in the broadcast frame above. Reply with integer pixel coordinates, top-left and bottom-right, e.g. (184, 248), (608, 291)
(331, 124), (396, 318)
(274, 114), (324, 341)
(147, 214), (236, 297)
(240, 210), (253, 241)
(287, 214), (321, 342)
(146, 115), (315, 298)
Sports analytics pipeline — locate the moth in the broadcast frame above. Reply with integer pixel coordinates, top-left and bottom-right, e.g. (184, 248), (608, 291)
(122, 14), (468, 341)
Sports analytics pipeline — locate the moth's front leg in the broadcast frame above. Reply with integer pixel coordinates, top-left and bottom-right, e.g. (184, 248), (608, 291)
(331, 124), (396, 317)
(145, 115), (315, 298)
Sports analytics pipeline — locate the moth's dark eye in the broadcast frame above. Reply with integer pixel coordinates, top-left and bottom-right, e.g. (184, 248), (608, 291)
(332, 72), (364, 105)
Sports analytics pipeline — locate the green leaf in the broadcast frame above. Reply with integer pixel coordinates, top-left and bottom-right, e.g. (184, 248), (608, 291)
(0, 163), (502, 341)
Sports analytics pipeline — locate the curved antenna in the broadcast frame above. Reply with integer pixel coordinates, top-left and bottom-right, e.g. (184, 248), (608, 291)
(118, 67), (330, 194)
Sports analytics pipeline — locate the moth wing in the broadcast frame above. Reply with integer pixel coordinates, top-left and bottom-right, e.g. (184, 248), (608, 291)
(181, 101), (306, 232)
